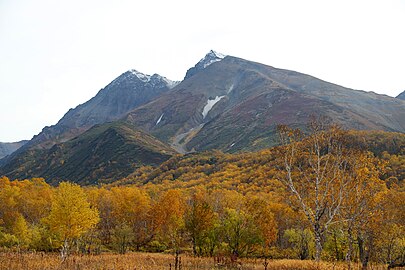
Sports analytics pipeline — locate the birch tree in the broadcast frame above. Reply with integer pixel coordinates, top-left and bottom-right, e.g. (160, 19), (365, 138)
(277, 120), (355, 261)
(340, 153), (386, 269)
(45, 182), (99, 261)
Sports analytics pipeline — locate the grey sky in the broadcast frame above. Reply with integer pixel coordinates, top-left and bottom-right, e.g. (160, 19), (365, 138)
(1, 0), (404, 142)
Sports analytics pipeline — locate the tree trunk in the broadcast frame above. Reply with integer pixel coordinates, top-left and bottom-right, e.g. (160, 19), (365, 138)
(358, 234), (370, 270)
(314, 223), (322, 262)
(314, 231), (322, 261)
(346, 227), (353, 270)
(299, 231), (309, 260)
(209, 245), (215, 257)
(333, 231), (339, 260)
(192, 236), (197, 256)
(174, 250), (182, 270)
(61, 239), (69, 262)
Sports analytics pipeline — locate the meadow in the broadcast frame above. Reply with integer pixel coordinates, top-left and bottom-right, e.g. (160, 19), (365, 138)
(0, 252), (392, 270)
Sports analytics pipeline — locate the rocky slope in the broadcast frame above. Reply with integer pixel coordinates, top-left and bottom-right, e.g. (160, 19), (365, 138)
(184, 50), (226, 80)
(397, 91), (405, 100)
(125, 54), (405, 153)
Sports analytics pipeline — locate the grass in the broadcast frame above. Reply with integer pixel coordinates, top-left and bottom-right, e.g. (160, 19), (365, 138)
(0, 252), (392, 270)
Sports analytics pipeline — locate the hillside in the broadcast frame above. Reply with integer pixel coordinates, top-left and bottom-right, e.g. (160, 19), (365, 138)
(0, 122), (175, 185)
(115, 130), (405, 189)
(0, 140), (27, 159)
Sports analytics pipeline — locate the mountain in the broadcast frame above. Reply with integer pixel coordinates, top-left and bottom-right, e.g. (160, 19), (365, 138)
(0, 141), (28, 159)
(0, 69), (176, 170)
(0, 122), (175, 185)
(1, 50), (404, 183)
(27, 70), (177, 150)
(125, 53), (405, 153)
(397, 91), (405, 100)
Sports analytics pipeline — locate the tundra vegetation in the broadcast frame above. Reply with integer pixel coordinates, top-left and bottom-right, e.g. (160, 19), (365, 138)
(0, 124), (404, 269)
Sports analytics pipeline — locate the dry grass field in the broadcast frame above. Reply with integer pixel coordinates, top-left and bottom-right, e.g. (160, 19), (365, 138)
(0, 252), (394, 270)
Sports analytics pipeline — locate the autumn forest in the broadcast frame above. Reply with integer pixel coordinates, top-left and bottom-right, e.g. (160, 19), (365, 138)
(0, 124), (404, 269)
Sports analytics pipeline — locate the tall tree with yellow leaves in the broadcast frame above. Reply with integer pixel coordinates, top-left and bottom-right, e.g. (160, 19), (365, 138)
(185, 189), (217, 256)
(110, 186), (151, 251)
(45, 182), (99, 261)
(340, 153), (386, 269)
(151, 189), (185, 263)
(16, 178), (53, 225)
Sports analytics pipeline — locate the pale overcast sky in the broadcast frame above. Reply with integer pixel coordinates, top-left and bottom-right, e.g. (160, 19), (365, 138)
(0, 0), (404, 142)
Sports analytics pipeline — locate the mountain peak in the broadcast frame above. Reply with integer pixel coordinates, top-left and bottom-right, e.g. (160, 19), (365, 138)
(199, 50), (226, 68)
(205, 50), (226, 61)
(184, 50), (227, 80)
(129, 69), (151, 83)
(128, 69), (178, 89)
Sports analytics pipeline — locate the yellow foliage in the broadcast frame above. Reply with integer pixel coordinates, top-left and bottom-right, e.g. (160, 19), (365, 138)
(45, 182), (99, 242)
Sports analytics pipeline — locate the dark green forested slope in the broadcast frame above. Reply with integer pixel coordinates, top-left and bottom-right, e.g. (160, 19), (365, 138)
(0, 122), (176, 185)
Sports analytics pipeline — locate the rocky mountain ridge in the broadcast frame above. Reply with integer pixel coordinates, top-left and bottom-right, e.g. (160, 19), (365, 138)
(184, 50), (226, 80)
(397, 91), (405, 100)
(0, 141), (28, 159)
(27, 69), (176, 150)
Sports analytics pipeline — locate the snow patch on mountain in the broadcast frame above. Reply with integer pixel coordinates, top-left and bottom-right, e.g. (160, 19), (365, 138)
(130, 69), (150, 82)
(161, 77), (179, 89)
(200, 50), (226, 68)
(227, 84), (234, 94)
(202, 96), (225, 119)
(156, 113), (164, 125)
(129, 70), (177, 88)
